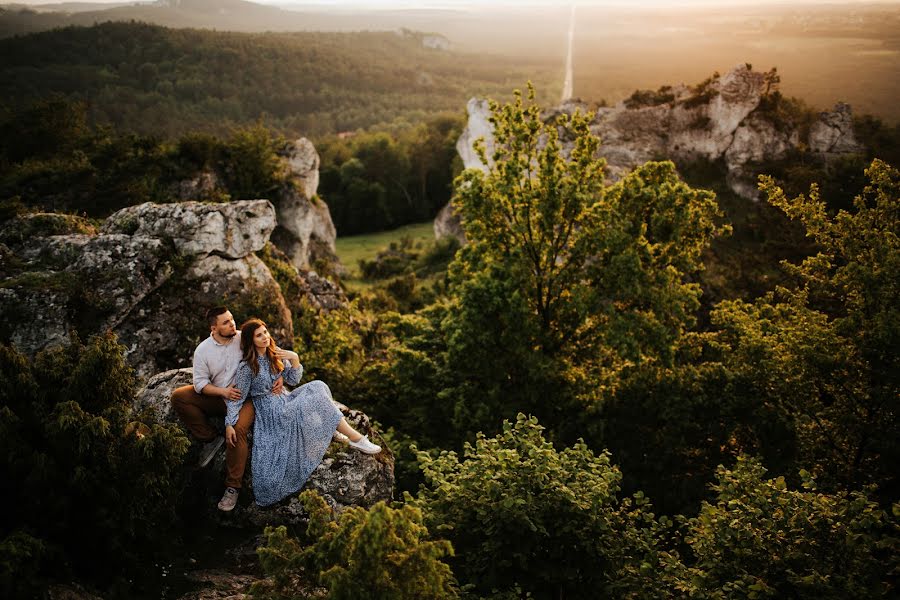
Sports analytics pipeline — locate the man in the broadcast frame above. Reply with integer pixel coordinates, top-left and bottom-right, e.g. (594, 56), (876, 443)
(170, 306), (282, 512)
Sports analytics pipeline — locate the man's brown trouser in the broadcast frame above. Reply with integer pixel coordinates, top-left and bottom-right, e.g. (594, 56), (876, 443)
(170, 385), (254, 489)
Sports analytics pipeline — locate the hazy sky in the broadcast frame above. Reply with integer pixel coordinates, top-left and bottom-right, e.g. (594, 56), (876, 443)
(13, 0), (900, 6)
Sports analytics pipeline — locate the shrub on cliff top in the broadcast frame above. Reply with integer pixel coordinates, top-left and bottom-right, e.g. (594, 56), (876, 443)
(252, 490), (457, 600)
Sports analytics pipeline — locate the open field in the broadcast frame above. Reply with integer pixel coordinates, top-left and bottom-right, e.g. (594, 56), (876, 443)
(335, 220), (436, 280)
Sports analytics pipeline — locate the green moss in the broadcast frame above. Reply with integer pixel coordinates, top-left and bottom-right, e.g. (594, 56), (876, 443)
(0, 212), (97, 247)
(0, 270), (79, 292)
(257, 242), (303, 301)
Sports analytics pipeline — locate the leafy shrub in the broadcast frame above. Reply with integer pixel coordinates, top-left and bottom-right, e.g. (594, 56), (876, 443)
(411, 414), (660, 599)
(252, 490), (457, 600)
(659, 457), (898, 598)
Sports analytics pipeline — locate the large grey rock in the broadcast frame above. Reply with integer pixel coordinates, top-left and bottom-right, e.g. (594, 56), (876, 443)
(0, 232), (173, 356)
(0, 200), (294, 378)
(169, 170), (222, 202)
(269, 139), (342, 275)
(134, 367), (193, 423)
(433, 202), (466, 244)
(135, 368), (395, 527)
(102, 200), (276, 259)
(118, 253), (293, 380)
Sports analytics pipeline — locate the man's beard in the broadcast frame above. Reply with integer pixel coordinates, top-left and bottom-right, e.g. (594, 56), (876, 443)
(222, 331), (237, 338)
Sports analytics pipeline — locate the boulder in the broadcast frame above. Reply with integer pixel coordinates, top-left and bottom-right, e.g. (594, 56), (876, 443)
(809, 102), (865, 155)
(0, 232), (173, 357)
(102, 200), (276, 259)
(169, 170), (222, 202)
(269, 139), (343, 275)
(0, 200), (294, 379)
(433, 202), (466, 244)
(116, 253), (293, 379)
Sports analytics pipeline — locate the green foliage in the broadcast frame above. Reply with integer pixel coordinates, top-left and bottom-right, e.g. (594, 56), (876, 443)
(436, 85), (725, 441)
(0, 99), (296, 216)
(223, 123), (285, 199)
(0, 333), (190, 594)
(252, 491), (457, 600)
(659, 457), (898, 598)
(412, 414), (660, 598)
(711, 160), (899, 493)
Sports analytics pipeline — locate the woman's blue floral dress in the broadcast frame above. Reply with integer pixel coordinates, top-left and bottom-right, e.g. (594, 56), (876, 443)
(226, 354), (342, 506)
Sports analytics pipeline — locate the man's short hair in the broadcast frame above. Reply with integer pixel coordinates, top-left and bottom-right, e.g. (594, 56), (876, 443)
(206, 306), (229, 327)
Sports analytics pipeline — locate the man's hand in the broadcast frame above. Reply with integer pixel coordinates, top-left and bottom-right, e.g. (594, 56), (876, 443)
(272, 376), (284, 395)
(225, 425), (237, 448)
(221, 385), (242, 401)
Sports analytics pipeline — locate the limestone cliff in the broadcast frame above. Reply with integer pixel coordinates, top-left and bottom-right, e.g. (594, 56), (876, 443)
(439, 64), (864, 239)
(271, 138), (343, 275)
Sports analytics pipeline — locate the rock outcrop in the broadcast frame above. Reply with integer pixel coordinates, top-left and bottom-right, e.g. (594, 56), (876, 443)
(440, 64), (865, 238)
(270, 138), (343, 275)
(164, 137), (343, 276)
(809, 102), (862, 154)
(0, 200), (293, 379)
(135, 367), (394, 526)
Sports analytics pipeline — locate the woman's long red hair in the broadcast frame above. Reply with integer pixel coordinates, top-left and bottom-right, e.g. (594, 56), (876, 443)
(240, 319), (283, 376)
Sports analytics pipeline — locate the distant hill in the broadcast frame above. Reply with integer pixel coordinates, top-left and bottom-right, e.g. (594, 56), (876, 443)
(0, 20), (559, 137)
(0, 0), (483, 38)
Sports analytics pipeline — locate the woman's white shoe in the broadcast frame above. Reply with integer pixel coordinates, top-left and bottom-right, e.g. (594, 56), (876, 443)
(348, 434), (382, 454)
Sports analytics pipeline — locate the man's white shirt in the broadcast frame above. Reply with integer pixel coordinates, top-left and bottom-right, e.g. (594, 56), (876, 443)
(192, 331), (243, 394)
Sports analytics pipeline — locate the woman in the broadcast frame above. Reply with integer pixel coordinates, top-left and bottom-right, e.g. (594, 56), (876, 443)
(225, 318), (381, 507)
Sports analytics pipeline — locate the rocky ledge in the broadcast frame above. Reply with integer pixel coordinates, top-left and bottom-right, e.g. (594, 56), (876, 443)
(0, 198), (347, 379)
(443, 64), (865, 240)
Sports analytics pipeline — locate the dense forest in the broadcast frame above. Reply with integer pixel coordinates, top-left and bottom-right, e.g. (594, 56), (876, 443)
(0, 21), (559, 137)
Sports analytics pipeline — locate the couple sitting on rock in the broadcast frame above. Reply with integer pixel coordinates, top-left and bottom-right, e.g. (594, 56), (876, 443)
(170, 306), (381, 512)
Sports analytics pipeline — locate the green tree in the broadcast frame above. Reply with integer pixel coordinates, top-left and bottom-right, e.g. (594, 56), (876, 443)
(711, 159), (899, 493)
(412, 414), (661, 599)
(436, 85), (725, 442)
(658, 456), (898, 598)
(252, 490), (457, 600)
(223, 123), (285, 199)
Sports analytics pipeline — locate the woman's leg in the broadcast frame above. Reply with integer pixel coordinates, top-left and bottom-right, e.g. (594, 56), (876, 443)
(336, 417), (363, 442)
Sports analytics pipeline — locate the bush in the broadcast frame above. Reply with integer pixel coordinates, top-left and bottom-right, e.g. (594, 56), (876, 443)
(411, 414), (660, 598)
(252, 490), (457, 600)
(659, 457), (898, 598)
(0, 333), (190, 596)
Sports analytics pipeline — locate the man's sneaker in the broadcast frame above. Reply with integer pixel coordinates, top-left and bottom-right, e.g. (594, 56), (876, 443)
(197, 435), (224, 468)
(348, 434), (381, 455)
(217, 487), (239, 512)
